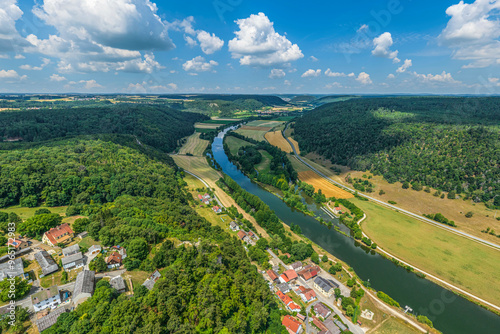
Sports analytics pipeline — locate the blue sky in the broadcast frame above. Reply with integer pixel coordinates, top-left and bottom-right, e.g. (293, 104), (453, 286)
(0, 0), (499, 94)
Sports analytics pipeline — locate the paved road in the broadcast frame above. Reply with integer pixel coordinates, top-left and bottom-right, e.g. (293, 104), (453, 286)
(282, 123), (500, 251)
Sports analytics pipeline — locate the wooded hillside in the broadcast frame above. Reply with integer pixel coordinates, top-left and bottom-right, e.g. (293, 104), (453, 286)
(294, 97), (500, 204)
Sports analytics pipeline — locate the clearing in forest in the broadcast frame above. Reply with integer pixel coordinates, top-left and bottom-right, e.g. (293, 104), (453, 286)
(178, 133), (209, 156)
(265, 131), (293, 153)
(297, 170), (353, 199)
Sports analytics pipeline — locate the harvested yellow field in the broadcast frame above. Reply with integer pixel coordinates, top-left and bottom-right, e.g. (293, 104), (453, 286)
(265, 131), (292, 153)
(178, 133), (209, 156)
(298, 170), (353, 199)
(172, 155), (221, 183)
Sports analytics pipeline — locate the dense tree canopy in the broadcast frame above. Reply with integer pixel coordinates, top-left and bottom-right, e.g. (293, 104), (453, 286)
(295, 97), (500, 204)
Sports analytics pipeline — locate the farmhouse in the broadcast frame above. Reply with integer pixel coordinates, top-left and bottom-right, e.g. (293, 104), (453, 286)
(237, 231), (246, 240)
(277, 282), (291, 294)
(295, 286), (317, 303)
(111, 245), (127, 259)
(312, 316), (328, 332)
(35, 250), (58, 276)
(62, 244), (80, 257)
(35, 307), (67, 332)
(298, 266), (319, 281)
(266, 269), (278, 282)
(229, 221), (239, 231)
(212, 206), (222, 213)
(61, 252), (84, 271)
(7, 238), (28, 250)
(88, 244), (101, 255)
(279, 269), (298, 283)
(31, 286), (61, 312)
(282, 315), (302, 334)
(314, 277), (338, 297)
(42, 223), (74, 247)
(73, 270), (95, 307)
(110, 276), (126, 293)
(314, 302), (332, 319)
(143, 270), (162, 290)
(0, 258), (24, 280)
(291, 261), (303, 271)
(105, 252), (122, 269)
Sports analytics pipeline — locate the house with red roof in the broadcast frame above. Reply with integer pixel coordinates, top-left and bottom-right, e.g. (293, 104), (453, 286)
(288, 301), (301, 312)
(212, 206), (222, 213)
(295, 286), (317, 303)
(7, 238), (28, 250)
(42, 223), (74, 247)
(279, 273), (290, 284)
(282, 315), (302, 334)
(297, 266), (319, 281)
(267, 269), (278, 282)
(284, 269), (298, 280)
(105, 252), (122, 269)
(237, 231), (246, 240)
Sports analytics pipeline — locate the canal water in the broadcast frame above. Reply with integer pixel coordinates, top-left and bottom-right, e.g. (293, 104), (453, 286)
(212, 128), (500, 334)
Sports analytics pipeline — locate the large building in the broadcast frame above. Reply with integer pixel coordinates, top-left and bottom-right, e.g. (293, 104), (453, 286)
(35, 307), (67, 332)
(42, 223), (74, 247)
(0, 257), (24, 281)
(31, 286), (61, 312)
(62, 244), (80, 257)
(313, 277), (338, 297)
(34, 251), (58, 276)
(61, 252), (84, 271)
(73, 270), (95, 307)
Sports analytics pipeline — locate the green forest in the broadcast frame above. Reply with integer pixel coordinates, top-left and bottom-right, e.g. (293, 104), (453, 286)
(0, 105), (287, 333)
(294, 97), (500, 205)
(0, 104), (206, 153)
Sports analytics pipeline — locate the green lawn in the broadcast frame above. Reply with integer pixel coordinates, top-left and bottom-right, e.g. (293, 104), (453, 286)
(0, 205), (67, 220)
(224, 136), (254, 155)
(372, 317), (420, 334)
(78, 236), (102, 249)
(353, 197), (500, 307)
(255, 150), (272, 173)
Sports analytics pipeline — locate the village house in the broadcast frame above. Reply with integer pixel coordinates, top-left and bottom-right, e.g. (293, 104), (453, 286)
(295, 286), (317, 303)
(313, 302), (332, 320)
(291, 261), (303, 271)
(31, 286), (61, 312)
(323, 318), (342, 334)
(229, 221), (239, 231)
(88, 244), (102, 255)
(62, 244), (80, 257)
(61, 252), (84, 271)
(314, 277), (338, 297)
(312, 316), (329, 332)
(237, 231), (246, 240)
(110, 275), (126, 293)
(35, 307), (67, 332)
(34, 250), (58, 276)
(73, 270), (95, 307)
(0, 258), (24, 280)
(212, 206), (222, 213)
(143, 270), (162, 290)
(7, 238), (28, 251)
(282, 315), (303, 334)
(111, 245), (127, 259)
(266, 269), (278, 282)
(279, 269), (298, 284)
(297, 265), (319, 281)
(277, 282), (291, 294)
(105, 252), (122, 269)
(42, 223), (74, 247)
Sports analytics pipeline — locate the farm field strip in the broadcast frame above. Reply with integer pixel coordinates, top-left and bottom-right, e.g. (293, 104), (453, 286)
(225, 136), (254, 155)
(194, 123), (225, 129)
(265, 131), (293, 153)
(298, 170), (353, 199)
(234, 128), (267, 141)
(354, 196), (500, 308)
(178, 133), (209, 156)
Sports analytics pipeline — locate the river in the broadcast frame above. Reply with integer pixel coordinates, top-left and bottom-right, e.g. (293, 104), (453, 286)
(212, 128), (500, 334)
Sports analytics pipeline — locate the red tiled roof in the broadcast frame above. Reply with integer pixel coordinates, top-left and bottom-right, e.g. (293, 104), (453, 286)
(288, 302), (301, 311)
(280, 274), (290, 283)
(44, 223), (73, 245)
(267, 270), (278, 281)
(276, 291), (285, 300)
(282, 315), (301, 334)
(303, 289), (317, 301)
(105, 252), (122, 265)
(284, 269), (298, 280)
(298, 267), (318, 280)
(282, 295), (293, 306)
(237, 231), (246, 240)
(312, 316), (328, 331)
(7, 238), (24, 248)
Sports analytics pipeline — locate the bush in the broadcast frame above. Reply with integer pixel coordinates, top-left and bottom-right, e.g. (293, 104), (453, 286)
(402, 181), (410, 189)
(465, 211), (474, 218)
(417, 315), (433, 328)
(388, 200), (397, 205)
(377, 291), (400, 308)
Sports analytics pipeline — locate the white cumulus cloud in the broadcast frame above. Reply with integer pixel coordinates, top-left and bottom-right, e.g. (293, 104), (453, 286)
(182, 56), (218, 72)
(173, 17), (224, 54)
(0, 0), (30, 52)
(0, 69), (26, 80)
(439, 0), (500, 68)
(50, 74), (66, 81)
(396, 59), (412, 73)
(228, 12), (304, 66)
(372, 32), (399, 62)
(269, 68), (286, 79)
(301, 69), (321, 77)
(412, 71), (461, 84)
(356, 72), (372, 85)
(19, 58), (51, 71)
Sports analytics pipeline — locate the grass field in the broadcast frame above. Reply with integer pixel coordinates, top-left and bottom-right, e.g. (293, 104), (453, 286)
(0, 206), (67, 220)
(225, 136), (254, 155)
(370, 317), (420, 334)
(298, 170), (353, 199)
(265, 131), (293, 153)
(178, 133), (209, 156)
(194, 122), (225, 129)
(256, 150), (272, 173)
(234, 128), (268, 141)
(246, 120), (284, 128)
(354, 197), (500, 307)
(173, 155), (222, 183)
